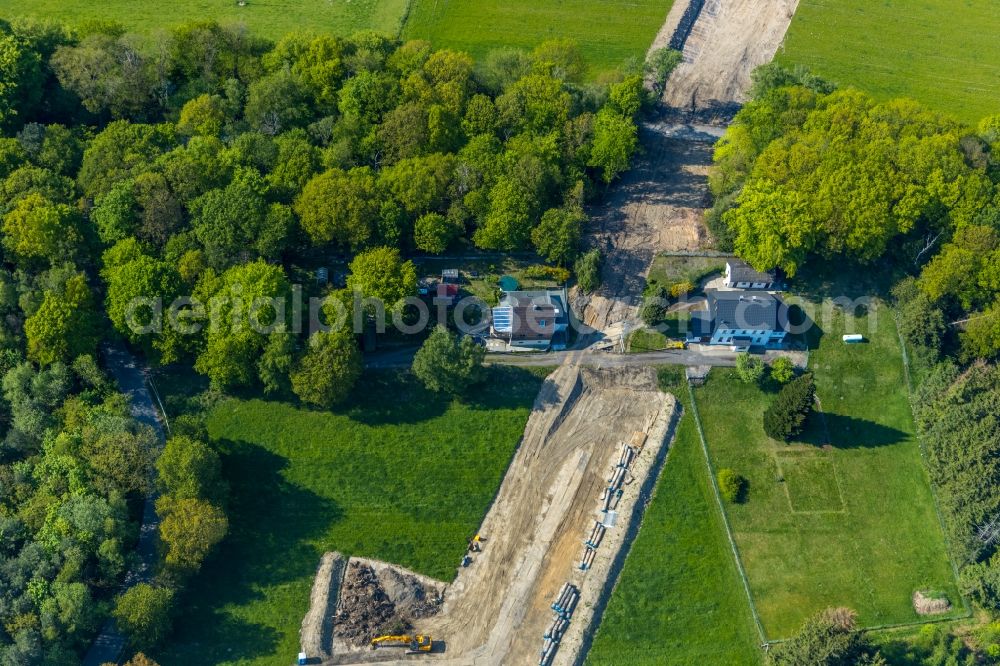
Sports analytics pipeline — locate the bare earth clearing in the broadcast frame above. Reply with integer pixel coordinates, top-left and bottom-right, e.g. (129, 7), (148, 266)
(304, 366), (679, 665)
(575, 123), (718, 334)
(574, 0), (798, 339)
(655, 0), (800, 112)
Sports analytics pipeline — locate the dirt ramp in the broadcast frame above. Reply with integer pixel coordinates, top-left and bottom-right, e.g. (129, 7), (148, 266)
(313, 366), (680, 666)
(301, 552), (346, 660)
(659, 0), (800, 111)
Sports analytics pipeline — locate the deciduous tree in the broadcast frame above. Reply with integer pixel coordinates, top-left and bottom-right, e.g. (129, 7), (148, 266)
(289, 329), (362, 408)
(156, 496), (228, 573)
(411, 326), (485, 396)
(112, 584), (174, 650)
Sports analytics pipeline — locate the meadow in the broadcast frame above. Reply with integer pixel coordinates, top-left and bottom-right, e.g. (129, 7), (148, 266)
(695, 297), (962, 638)
(779, 0), (1000, 125)
(150, 367), (543, 666)
(403, 0), (675, 76)
(0, 0), (675, 78)
(586, 367), (762, 665)
(0, 0), (410, 40)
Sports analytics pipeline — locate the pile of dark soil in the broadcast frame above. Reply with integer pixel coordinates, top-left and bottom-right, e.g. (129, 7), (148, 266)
(333, 561), (443, 647)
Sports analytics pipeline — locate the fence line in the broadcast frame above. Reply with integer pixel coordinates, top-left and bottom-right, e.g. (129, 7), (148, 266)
(682, 316), (972, 654)
(894, 313), (973, 619)
(685, 380), (768, 646)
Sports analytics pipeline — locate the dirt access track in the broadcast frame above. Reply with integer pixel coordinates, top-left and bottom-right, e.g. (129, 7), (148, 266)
(575, 0), (799, 335)
(653, 0), (800, 112)
(310, 366), (679, 665)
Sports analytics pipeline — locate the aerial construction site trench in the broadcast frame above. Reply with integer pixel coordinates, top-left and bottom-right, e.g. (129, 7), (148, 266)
(299, 365), (679, 665)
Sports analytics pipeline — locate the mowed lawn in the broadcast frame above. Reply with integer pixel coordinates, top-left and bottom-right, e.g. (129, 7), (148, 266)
(153, 367), (543, 666)
(779, 0), (1000, 125)
(695, 299), (961, 638)
(587, 368), (761, 666)
(404, 0), (675, 76)
(0, 0), (409, 40)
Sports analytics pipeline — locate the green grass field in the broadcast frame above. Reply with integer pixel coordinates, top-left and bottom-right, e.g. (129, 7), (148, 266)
(628, 314), (691, 351)
(779, 0), (1000, 125)
(587, 368), (762, 665)
(695, 298), (961, 638)
(0, 0), (410, 40)
(151, 367), (543, 666)
(646, 254), (725, 292)
(404, 0), (674, 76)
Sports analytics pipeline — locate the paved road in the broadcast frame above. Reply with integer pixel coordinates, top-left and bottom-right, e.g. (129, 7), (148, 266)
(364, 345), (745, 369)
(491, 348), (739, 367)
(82, 346), (166, 666)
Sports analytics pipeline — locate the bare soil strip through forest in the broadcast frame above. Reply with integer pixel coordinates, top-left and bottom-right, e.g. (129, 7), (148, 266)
(574, 0), (799, 339)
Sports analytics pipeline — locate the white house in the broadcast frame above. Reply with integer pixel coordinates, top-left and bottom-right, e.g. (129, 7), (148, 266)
(724, 259), (778, 290)
(701, 290), (788, 351)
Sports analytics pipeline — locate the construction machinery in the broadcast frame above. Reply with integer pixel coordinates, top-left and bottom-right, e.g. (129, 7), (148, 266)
(370, 635), (433, 653)
(664, 340), (687, 350)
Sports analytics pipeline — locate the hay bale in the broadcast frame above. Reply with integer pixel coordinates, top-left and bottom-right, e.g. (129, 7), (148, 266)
(913, 590), (952, 615)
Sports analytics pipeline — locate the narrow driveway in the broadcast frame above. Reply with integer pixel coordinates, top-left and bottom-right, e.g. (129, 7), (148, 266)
(83, 346), (166, 666)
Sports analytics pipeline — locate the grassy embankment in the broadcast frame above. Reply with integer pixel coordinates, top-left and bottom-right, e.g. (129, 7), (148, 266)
(404, 0), (675, 76)
(0, 0), (410, 41)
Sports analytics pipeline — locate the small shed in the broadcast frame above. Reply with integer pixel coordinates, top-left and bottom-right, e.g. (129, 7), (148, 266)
(498, 275), (519, 292)
(315, 267), (329, 286)
(436, 283), (459, 305)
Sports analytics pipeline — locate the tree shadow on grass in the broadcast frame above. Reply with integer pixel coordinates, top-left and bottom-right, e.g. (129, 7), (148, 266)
(464, 366), (547, 412)
(795, 413), (908, 449)
(786, 302), (824, 351)
(158, 442), (341, 665)
(345, 366), (543, 425)
(342, 370), (451, 426)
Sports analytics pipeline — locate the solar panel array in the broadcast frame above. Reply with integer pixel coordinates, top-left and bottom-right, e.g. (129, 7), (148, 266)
(492, 306), (513, 333)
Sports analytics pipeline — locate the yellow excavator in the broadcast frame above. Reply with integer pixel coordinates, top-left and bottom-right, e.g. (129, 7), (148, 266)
(370, 635), (433, 653)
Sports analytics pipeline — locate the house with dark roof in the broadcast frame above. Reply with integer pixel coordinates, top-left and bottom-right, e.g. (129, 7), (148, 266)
(698, 290), (788, 350)
(724, 259), (778, 290)
(490, 289), (569, 350)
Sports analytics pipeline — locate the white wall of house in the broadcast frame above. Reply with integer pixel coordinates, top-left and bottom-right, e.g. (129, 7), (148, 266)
(724, 262), (773, 289)
(509, 338), (551, 350)
(709, 328), (786, 347)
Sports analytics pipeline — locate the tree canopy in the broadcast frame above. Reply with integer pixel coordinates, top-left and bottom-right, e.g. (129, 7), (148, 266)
(411, 326), (486, 395)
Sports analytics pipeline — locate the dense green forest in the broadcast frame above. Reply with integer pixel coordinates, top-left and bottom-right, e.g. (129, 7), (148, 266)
(0, 16), (651, 663)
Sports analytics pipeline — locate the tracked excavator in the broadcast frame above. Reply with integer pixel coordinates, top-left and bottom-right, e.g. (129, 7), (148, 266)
(370, 635), (433, 653)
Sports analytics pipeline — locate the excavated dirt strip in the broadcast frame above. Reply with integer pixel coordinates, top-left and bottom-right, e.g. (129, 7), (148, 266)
(574, 123), (716, 333)
(317, 366), (679, 665)
(656, 0), (800, 112)
(302, 552), (347, 660)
